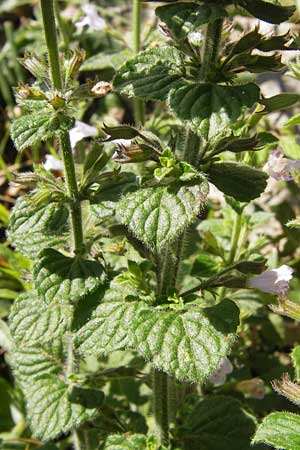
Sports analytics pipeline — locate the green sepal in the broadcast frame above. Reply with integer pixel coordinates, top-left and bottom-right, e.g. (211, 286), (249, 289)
(253, 412), (300, 450)
(208, 162), (268, 202)
(168, 82), (260, 140)
(117, 182), (208, 251)
(11, 112), (75, 151)
(156, 2), (226, 40)
(12, 343), (98, 441)
(9, 290), (73, 346)
(8, 193), (69, 259)
(32, 248), (106, 304)
(113, 46), (184, 101)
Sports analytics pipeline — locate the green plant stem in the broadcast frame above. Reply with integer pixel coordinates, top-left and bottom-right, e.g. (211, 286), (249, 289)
(59, 132), (84, 255)
(219, 211), (243, 301)
(0, 63), (14, 106)
(40, 0), (63, 90)
(152, 370), (169, 445)
(40, 0), (84, 255)
(133, 0), (145, 125)
(201, 18), (224, 81)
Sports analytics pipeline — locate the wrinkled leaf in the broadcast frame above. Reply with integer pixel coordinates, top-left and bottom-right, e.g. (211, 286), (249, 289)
(32, 248), (105, 304)
(253, 412), (300, 450)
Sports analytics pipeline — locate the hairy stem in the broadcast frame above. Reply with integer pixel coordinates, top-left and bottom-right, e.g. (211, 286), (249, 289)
(40, 0), (62, 90)
(133, 0), (145, 125)
(40, 0), (84, 255)
(201, 18), (224, 81)
(152, 370), (169, 445)
(59, 132), (84, 255)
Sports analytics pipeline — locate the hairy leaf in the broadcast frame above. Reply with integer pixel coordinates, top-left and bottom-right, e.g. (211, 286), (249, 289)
(76, 300), (239, 383)
(103, 434), (167, 449)
(117, 182), (208, 250)
(11, 113), (74, 151)
(80, 50), (132, 71)
(32, 248), (105, 304)
(253, 412), (300, 450)
(156, 2), (226, 40)
(75, 302), (144, 354)
(9, 291), (73, 346)
(113, 46), (184, 100)
(12, 345), (97, 441)
(8, 194), (69, 258)
(208, 162), (268, 202)
(168, 82), (260, 140)
(178, 395), (257, 450)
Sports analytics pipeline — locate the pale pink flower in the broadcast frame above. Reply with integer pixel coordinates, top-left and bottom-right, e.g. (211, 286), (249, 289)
(247, 265), (293, 296)
(69, 120), (97, 149)
(264, 150), (300, 181)
(75, 5), (106, 32)
(43, 155), (63, 171)
(209, 357), (233, 385)
(91, 81), (112, 97)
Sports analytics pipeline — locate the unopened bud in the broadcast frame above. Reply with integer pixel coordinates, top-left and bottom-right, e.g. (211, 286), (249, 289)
(235, 259), (267, 275)
(113, 143), (153, 164)
(20, 52), (48, 79)
(236, 378), (265, 400)
(48, 94), (66, 110)
(15, 83), (46, 101)
(65, 49), (86, 82)
(91, 81), (112, 97)
(270, 298), (300, 321)
(272, 373), (300, 406)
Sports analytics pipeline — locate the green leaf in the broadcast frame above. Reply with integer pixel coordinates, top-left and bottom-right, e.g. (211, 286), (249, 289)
(76, 300), (239, 383)
(8, 194), (69, 259)
(11, 113), (74, 151)
(241, 0), (295, 24)
(117, 182), (208, 251)
(253, 412), (300, 450)
(260, 94), (299, 114)
(75, 301), (145, 355)
(9, 291), (73, 346)
(168, 82), (260, 140)
(12, 344), (97, 441)
(156, 2), (226, 40)
(81, 49), (132, 71)
(103, 434), (167, 450)
(32, 248), (105, 304)
(178, 395), (257, 450)
(113, 46), (184, 101)
(208, 162), (268, 202)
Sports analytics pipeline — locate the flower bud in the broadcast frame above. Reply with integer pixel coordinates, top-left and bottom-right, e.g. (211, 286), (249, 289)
(91, 81), (112, 97)
(65, 49), (86, 82)
(20, 52), (48, 79)
(270, 298), (300, 321)
(272, 374), (300, 406)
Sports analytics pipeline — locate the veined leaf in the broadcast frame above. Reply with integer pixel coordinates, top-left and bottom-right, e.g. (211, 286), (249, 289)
(117, 182), (208, 251)
(156, 2), (226, 40)
(9, 291), (73, 346)
(208, 162), (268, 202)
(253, 412), (300, 450)
(75, 301), (145, 354)
(168, 82), (260, 140)
(32, 248), (105, 304)
(103, 434), (167, 449)
(12, 344), (97, 441)
(11, 113), (74, 152)
(178, 395), (257, 450)
(8, 194), (69, 259)
(76, 300), (239, 383)
(113, 46), (184, 101)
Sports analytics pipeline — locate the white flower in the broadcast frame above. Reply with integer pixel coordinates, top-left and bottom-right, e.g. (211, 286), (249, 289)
(69, 120), (97, 149)
(188, 31), (203, 47)
(43, 155), (63, 171)
(209, 357), (233, 385)
(247, 265), (293, 296)
(264, 150), (300, 181)
(75, 4), (106, 32)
